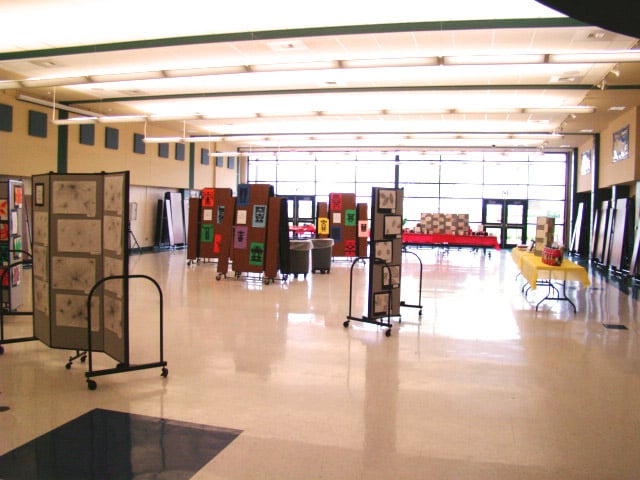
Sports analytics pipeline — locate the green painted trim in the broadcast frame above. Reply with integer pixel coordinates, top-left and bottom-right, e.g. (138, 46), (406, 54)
(66, 83), (597, 105)
(57, 110), (68, 173)
(189, 143), (195, 189)
(0, 17), (585, 61)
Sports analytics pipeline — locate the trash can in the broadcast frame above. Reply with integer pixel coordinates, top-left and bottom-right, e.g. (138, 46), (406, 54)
(311, 238), (334, 274)
(287, 239), (313, 279)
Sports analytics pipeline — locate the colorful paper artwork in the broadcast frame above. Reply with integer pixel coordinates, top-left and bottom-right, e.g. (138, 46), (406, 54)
(236, 209), (247, 225)
(344, 239), (356, 257)
(317, 217), (330, 235)
(202, 209), (213, 222)
(252, 204), (267, 228)
(213, 234), (222, 253)
(13, 185), (23, 208)
(0, 199), (7, 220)
(344, 209), (357, 226)
(216, 205), (225, 224)
(330, 226), (342, 242)
(358, 220), (369, 238)
(237, 184), (250, 206)
(332, 212), (341, 224)
(329, 193), (342, 211)
(234, 226), (248, 249)
(201, 188), (215, 207)
(0, 224), (7, 240)
(201, 224), (214, 243)
(248, 242), (265, 266)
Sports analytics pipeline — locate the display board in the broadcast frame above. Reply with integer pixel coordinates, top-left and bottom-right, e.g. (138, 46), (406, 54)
(593, 201), (610, 264)
(367, 187), (403, 319)
(32, 172), (129, 363)
(197, 188), (233, 260)
(0, 179), (25, 311)
(328, 193), (357, 257)
(609, 198), (632, 271)
(230, 184), (274, 273)
(356, 203), (368, 257)
(316, 202), (329, 238)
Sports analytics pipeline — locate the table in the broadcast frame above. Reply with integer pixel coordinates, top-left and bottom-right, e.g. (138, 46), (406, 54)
(402, 232), (500, 253)
(513, 249), (590, 312)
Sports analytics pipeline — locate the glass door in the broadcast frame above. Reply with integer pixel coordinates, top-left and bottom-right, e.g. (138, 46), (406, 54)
(286, 195), (316, 237)
(482, 198), (528, 248)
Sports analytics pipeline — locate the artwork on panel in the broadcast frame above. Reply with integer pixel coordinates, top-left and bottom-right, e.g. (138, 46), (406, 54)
(0, 243), (8, 264)
(384, 215), (403, 236)
(344, 240), (357, 257)
(12, 237), (22, 259)
(236, 209), (247, 225)
(252, 204), (267, 228)
(382, 265), (401, 288)
(317, 217), (329, 235)
(0, 267), (7, 287)
(51, 256), (96, 293)
(34, 212), (49, 246)
(52, 181), (97, 216)
(330, 225), (342, 242)
(374, 240), (393, 263)
(104, 175), (124, 213)
(104, 295), (123, 338)
(329, 193), (342, 211)
(201, 224), (214, 243)
(358, 220), (369, 238)
(56, 219), (101, 254)
(332, 212), (341, 224)
(34, 279), (49, 315)
(248, 242), (265, 266)
(237, 185), (250, 206)
(612, 125), (630, 162)
(234, 226), (248, 249)
(378, 189), (396, 212)
(201, 188), (214, 207)
(580, 150), (591, 175)
(103, 216), (123, 255)
(55, 293), (100, 331)
(0, 199), (7, 220)
(103, 256), (124, 297)
(35, 183), (45, 206)
(202, 209), (213, 222)
(33, 245), (47, 279)
(213, 234), (222, 253)
(13, 185), (23, 208)
(11, 211), (18, 234)
(344, 209), (357, 227)
(216, 205), (225, 224)
(374, 292), (390, 315)
(11, 265), (20, 287)
(0, 224), (7, 241)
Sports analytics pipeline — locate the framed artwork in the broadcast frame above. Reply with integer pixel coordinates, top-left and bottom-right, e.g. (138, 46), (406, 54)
(374, 240), (393, 263)
(384, 215), (402, 236)
(612, 125), (629, 162)
(378, 189), (396, 212)
(580, 150), (591, 175)
(35, 183), (45, 206)
(13, 185), (23, 208)
(382, 265), (401, 288)
(374, 292), (390, 315)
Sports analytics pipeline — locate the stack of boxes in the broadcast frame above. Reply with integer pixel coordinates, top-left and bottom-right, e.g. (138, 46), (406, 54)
(420, 213), (469, 235)
(534, 216), (555, 256)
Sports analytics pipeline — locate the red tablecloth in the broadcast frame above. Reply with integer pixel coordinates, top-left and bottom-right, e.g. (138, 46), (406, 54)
(402, 232), (500, 250)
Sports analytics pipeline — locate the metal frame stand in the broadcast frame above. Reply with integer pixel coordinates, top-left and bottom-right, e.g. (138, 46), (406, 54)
(344, 256), (397, 337)
(85, 274), (168, 390)
(0, 253), (36, 354)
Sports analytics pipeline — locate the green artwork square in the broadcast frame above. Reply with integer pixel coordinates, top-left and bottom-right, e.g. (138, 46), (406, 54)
(248, 242), (265, 266)
(344, 209), (357, 226)
(200, 224), (214, 243)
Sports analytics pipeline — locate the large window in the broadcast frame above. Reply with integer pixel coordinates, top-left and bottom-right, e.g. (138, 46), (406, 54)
(247, 151), (568, 242)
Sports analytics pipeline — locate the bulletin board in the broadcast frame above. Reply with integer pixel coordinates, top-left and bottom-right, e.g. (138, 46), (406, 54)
(328, 193), (357, 257)
(32, 172), (129, 363)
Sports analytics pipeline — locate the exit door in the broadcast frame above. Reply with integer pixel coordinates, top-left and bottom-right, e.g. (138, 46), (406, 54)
(482, 199), (528, 248)
(286, 195), (315, 226)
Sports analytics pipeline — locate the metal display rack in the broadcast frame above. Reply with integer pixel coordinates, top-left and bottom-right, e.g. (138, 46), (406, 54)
(0, 253), (35, 354)
(84, 274), (168, 390)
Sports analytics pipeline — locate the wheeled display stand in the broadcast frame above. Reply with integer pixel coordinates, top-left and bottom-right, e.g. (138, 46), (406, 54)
(187, 188), (234, 266)
(344, 187), (403, 337)
(0, 254), (36, 354)
(84, 274), (168, 390)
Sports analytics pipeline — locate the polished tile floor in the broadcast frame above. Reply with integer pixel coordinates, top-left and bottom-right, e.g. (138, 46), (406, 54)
(2, 247), (640, 479)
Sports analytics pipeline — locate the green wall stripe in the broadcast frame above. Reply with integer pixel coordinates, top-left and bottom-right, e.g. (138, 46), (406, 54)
(189, 143), (195, 189)
(57, 110), (68, 173)
(0, 17), (585, 61)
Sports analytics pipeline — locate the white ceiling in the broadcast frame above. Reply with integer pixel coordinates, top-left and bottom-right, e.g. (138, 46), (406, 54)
(1, 0), (639, 153)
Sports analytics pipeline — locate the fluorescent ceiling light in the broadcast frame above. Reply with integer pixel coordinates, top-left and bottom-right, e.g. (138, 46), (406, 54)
(183, 136), (224, 143)
(445, 54), (546, 65)
(548, 51), (640, 63)
(51, 116), (99, 125)
(163, 65), (248, 77)
(209, 151), (241, 156)
(342, 57), (440, 68)
(96, 115), (147, 123)
(21, 76), (88, 88)
(89, 71), (165, 83)
(0, 80), (22, 89)
(143, 136), (184, 143)
(250, 60), (338, 73)
(147, 114), (202, 122)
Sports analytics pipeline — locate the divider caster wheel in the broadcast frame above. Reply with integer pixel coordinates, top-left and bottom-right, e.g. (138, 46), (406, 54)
(161, 367), (169, 378)
(216, 273), (223, 281)
(343, 320), (350, 328)
(0, 345), (4, 355)
(87, 379), (97, 390)
(81, 355), (87, 363)
(385, 329), (392, 337)
(65, 362), (72, 370)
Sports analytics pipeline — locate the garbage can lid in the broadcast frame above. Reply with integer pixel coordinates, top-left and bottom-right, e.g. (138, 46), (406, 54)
(311, 238), (335, 248)
(289, 239), (313, 251)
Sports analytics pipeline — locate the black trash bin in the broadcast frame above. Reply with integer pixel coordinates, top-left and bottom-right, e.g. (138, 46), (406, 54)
(311, 238), (334, 274)
(287, 239), (312, 279)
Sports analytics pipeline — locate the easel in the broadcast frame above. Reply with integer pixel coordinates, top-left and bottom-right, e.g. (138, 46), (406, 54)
(128, 223), (141, 254)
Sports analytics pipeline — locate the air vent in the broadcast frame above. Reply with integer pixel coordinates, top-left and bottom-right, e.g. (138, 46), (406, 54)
(267, 39), (308, 52)
(587, 31), (608, 40)
(30, 59), (58, 68)
(550, 75), (579, 83)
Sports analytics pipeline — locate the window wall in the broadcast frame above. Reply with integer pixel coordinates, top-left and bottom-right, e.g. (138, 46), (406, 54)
(247, 151), (568, 242)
